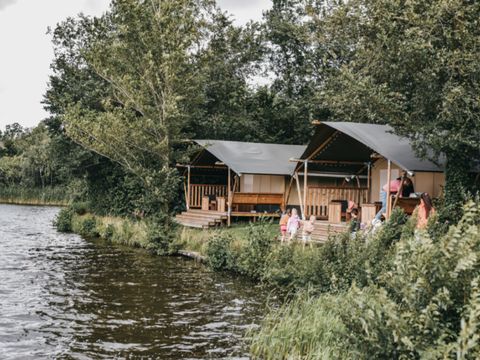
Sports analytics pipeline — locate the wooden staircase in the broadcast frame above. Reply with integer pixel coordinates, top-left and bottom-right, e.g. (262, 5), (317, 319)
(311, 221), (348, 243)
(174, 209), (227, 229)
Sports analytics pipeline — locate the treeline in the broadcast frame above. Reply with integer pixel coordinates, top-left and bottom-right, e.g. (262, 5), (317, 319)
(1, 0), (479, 218)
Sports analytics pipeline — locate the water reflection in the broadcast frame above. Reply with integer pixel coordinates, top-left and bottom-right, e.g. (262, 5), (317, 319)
(0, 205), (270, 359)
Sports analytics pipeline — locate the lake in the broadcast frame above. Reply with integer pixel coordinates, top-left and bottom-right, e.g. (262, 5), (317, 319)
(0, 205), (271, 359)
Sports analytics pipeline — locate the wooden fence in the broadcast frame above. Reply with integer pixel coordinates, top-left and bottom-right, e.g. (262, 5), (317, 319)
(305, 186), (368, 219)
(189, 184), (228, 208)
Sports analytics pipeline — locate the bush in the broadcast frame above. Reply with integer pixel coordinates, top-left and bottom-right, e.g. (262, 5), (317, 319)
(146, 215), (178, 255)
(238, 221), (276, 280)
(70, 201), (90, 215)
(75, 214), (99, 238)
(54, 208), (73, 232)
(206, 232), (237, 272)
(250, 202), (480, 359)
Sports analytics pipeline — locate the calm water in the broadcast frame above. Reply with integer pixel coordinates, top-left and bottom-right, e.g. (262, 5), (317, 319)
(0, 205), (271, 359)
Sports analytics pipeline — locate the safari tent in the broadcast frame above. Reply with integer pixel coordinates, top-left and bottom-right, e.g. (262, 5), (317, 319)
(292, 122), (445, 224)
(175, 140), (306, 228)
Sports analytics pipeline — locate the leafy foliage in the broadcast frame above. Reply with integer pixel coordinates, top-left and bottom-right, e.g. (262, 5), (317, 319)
(205, 232), (237, 272)
(250, 202), (480, 359)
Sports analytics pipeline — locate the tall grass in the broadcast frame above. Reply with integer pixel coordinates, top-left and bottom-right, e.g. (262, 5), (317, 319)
(0, 185), (70, 206)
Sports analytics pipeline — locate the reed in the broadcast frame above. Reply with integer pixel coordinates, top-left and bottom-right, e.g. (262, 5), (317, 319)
(0, 185), (70, 206)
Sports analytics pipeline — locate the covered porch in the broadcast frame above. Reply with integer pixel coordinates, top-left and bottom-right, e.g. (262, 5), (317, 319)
(293, 121), (445, 226)
(176, 140), (305, 228)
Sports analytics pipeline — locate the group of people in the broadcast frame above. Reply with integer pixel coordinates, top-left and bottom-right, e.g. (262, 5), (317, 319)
(279, 172), (436, 244)
(375, 172), (435, 229)
(279, 208), (316, 245)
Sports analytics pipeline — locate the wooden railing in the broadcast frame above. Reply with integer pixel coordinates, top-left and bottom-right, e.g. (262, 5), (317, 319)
(305, 186), (368, 219)
(232, 193), (284, 206)
(189, 184), (227, 209)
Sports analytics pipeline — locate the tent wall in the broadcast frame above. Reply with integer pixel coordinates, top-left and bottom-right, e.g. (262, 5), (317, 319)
(371, 158), (445, 202)
(288, 176), (338, 206)
(239, 174), (285, 194)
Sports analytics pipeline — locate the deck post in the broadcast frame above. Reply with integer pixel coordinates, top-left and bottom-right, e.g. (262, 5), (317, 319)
(303, 161), (308, 220)
(187, 165), (191, 210)
(284, 176), (294, 210)
(367, 162), (371, 203)
(386, 160), (392, 219)
(227, 167), (232, 226)
(295, 172), (305, 219)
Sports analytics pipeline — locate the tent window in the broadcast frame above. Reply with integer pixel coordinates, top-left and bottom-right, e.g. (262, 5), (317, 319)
(243, 174), (254, 192)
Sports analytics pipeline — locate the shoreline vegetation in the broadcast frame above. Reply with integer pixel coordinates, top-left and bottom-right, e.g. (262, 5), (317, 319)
(53, 201), (480, 359)
(0, 186), (70, 207)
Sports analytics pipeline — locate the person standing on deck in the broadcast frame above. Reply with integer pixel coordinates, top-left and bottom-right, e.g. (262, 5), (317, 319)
(287, 208), (301, 242)
(279, 209), (291, 243)
(301, 215), (316, 247)
(374, 173), (413, 221)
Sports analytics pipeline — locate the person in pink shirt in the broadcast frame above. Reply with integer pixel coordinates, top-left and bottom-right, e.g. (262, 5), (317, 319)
(287, 208), (301, 242)
(374, 176), (408, 221)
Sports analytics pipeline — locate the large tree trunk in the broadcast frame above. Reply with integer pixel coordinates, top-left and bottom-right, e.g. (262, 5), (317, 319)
(444, 150), (473, 221)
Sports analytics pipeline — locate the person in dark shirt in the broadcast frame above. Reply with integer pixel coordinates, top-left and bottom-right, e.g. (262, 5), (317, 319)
(349, 208), (360, 234)
(401, 177), (415, 197)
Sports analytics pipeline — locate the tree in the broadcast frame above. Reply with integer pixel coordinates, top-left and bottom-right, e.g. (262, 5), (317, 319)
(48, 0), (217, 213)
(317, 0), (480, 216)
(184, 12), (264, 142)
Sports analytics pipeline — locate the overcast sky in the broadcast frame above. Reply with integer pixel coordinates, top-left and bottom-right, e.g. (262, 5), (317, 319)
(0, 0), (271, 131)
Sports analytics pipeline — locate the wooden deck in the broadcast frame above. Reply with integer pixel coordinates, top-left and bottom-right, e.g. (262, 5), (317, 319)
(175, 210), (348, 243)
(174, 209), (227, 229)
(310, 221), (348, 243)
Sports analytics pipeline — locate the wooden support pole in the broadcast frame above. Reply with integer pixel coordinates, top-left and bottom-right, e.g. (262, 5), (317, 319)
(187, 165), (191, 210)
(307, 130), (340, 161)
(295, 172), (305, 219)
(227, 167), (232, 226)
(386, 160), (392, 219)
(392, 172), (406, 210)
(290, 159), (366, 166)
(183, 180), (188, 209)
(367, 162), (371, 203)
(284, 176), (294, 210)
(303, 161), (308, 220)
(176, 164), (227, 170)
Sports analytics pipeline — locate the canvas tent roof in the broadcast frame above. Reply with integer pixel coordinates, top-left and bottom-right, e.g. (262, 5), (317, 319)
(301, 122), (443, 173)
(193, 140), (306, 176)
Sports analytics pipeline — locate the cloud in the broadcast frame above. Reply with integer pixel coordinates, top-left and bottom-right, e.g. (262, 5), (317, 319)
(0, 0), (17, 11)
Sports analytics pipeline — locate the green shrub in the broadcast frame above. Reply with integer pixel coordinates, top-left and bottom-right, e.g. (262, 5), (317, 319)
(76, 215), (99, 238)
(70, 201), (90, 215)
(103, 224), (115, 240)
(146, 215), (178, 255)
(250, 202), (480, 359)
(238, 221), (276, 280)
(54, 208), (73, 232)
(206, 232), (237, 272)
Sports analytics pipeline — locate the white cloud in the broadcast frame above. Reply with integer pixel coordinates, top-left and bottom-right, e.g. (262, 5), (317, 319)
(0, 0), (17, 11)
(217, 0), (271, 25)
(0, 0), (270, 130)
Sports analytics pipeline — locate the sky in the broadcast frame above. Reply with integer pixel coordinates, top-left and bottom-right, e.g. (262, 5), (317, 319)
(0, 0), (271, 131)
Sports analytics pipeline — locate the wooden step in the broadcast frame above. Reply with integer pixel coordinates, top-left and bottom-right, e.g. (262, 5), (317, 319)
(174, 220), (208, 229)
(174, 217), (211, 228)
(187, 209), (228, 218)
(175, 215), (214, 224)
(179, 212), (223, 222)
(175, 215), (217, 226)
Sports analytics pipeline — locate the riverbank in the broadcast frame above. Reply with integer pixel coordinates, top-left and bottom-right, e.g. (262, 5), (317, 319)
(54, 204), (480, 358)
